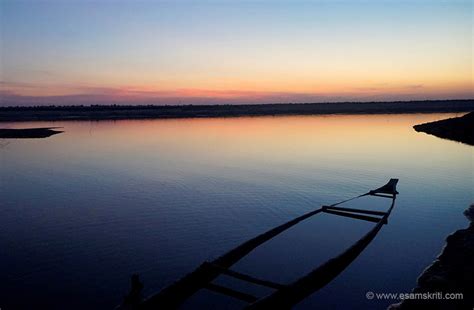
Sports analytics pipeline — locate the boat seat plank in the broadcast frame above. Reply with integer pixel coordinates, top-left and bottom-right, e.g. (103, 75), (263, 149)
(323, 205), (387, 216)
(205, 263), (286, 289)
(205, 283), (258, 303)
(370, 193), (394, 198)
(323, 209), (386, 224)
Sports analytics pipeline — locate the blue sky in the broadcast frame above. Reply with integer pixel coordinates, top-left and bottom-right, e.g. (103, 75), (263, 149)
(0, 0), (472, 105)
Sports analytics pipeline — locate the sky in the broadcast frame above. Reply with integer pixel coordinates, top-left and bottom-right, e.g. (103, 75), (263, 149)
(0, 0), (472, 106)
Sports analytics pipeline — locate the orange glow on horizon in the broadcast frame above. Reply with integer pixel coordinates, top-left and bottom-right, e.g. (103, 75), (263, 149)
(1, 79), (472, 102)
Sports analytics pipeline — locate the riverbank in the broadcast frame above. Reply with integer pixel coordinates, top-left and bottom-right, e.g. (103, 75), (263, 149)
(413, 112), (474, 146)
(1, 100), (473, 122)
(388, 205), (474, 310)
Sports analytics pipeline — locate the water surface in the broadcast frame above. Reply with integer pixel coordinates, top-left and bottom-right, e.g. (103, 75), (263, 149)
(0, 113), (472, 309)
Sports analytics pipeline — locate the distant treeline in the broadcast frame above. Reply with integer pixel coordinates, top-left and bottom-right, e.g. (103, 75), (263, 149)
(1, 99), (473, 111)
(1, 100), (473, 122)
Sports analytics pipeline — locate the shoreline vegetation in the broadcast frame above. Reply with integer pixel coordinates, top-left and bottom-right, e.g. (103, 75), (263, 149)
(389, 205), (474, 310)
(1, 99), (473, 122)
(414, 112), (474, 146)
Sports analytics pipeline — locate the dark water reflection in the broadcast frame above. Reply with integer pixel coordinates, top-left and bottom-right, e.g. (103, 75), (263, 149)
(0, 114), (472, 309)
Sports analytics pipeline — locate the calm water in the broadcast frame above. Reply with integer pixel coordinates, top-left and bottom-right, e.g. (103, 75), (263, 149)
(0, 113), (472, 310)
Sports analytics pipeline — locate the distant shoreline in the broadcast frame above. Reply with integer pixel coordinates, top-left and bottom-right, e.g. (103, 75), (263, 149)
(1, 99), (473, 122)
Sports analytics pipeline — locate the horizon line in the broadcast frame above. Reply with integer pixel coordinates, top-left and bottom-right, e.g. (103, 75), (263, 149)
(1, 98), (473, 109)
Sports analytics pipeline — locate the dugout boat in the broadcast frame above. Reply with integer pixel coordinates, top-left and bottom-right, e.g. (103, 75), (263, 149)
(120, 178), (399, 309)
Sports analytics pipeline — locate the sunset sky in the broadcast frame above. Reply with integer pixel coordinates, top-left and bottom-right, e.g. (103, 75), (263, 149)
(0, 0), (472, 106)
